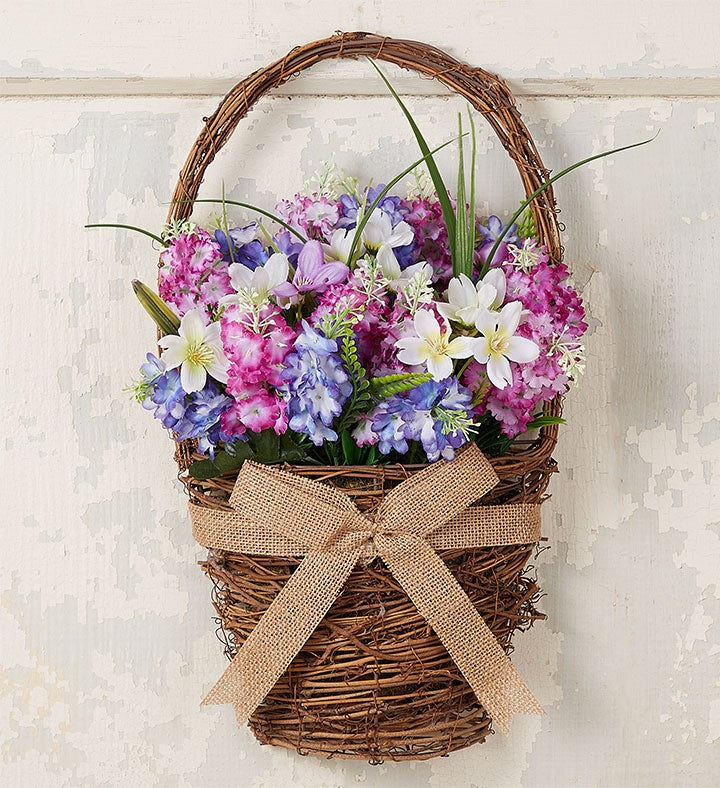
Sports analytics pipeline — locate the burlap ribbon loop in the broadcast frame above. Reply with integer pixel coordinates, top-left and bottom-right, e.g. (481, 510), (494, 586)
(190, 443), (545, 734)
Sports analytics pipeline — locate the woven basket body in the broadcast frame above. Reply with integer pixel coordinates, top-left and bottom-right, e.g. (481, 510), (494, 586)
(166, 32), (562, 761)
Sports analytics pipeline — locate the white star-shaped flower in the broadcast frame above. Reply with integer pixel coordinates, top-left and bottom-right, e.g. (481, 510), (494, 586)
(473, 301), (540, 389)
(395, 308), (476, 382)
(158, 309), (230, 393)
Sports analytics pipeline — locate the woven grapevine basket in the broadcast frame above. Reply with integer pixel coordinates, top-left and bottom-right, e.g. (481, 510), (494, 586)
(166, 32), (563, 762)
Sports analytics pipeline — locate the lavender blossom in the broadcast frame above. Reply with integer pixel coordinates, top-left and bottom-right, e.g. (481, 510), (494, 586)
(273, 240), (348, 300)
(354, 377), (475, 461)
(280, 321), (352, 446)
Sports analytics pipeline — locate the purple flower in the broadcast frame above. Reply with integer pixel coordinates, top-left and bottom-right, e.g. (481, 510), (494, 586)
(337, 185), (408, 229)
(280, 322), (352, 446)
(274, 230), (304, 266)
(273, 240), (348, 299)
(214, 223), (267, 269)
(366, 185), (407, 226)
(354, 377), (475, 461)
(477, 215), (519, 264)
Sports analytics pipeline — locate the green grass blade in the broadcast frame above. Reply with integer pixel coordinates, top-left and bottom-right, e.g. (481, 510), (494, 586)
(481, 132), (659, 274)
(526, 414), (566, 430)
(467, 107), (477, 269)
(367, 58), (456, 258)
(85, 223), (166, 246)
(454, 113), (470, 277)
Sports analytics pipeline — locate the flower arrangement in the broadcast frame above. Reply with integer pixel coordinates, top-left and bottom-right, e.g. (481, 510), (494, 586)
(113, 62), (650, 479)
(129, 168), (586, 477)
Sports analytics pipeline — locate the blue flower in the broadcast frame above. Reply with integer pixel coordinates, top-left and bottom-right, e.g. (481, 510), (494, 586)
(139, 355), (232, 457)
(280, 322), (352, 446)
(359, 377), (475, 461)
(214, 223), (268, 269)
(477, 215), (519, 264)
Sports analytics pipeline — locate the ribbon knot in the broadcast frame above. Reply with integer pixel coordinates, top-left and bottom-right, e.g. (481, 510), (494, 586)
(190, 443), (545, 734)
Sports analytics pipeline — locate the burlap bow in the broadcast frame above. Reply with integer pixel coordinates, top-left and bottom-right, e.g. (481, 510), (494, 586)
(190, 443), (544, 733)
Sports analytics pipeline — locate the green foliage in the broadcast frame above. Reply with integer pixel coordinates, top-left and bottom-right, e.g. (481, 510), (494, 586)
(452, 110), (480, 279)
(335, 333), (373, 434)
(472, 413), (567, 458)
(472, 415), (515, 457)
(455, 113), (469, 278)
(188, 431), (311, 480)
(131, 279), (180, 336)
(85, 222), (167, 246)
(526, 414), (566, 430)
(369, 372), (432, 400)
(340, 430), (362, 465)
(516, 205), (537, 239)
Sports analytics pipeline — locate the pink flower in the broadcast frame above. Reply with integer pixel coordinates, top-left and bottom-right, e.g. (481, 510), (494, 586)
(276, 195), (340, 240)
(158, 229), (233, 317)
(220, 387), (287, 436)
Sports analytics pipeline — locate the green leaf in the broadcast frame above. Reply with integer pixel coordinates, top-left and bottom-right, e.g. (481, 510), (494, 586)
(132, 280), (180, 336)
(480, 132), (659, 274)
(278, 433), (311, 463)
(467, 107), (477, 268)
(454, 113), (471, 278)
(472, 417), (515, 457)
(85, 223), (167, 246)
(188, 445), (251, 480)
(340, 430), (361, 465)
(367, 58), (456, 258)
(369, 371), (433, 399)
(526, 415), (566, 430)
(249, 430), (281, 463)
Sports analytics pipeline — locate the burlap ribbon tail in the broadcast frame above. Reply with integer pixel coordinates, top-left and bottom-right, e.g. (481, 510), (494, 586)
(190, 443), (544, 734)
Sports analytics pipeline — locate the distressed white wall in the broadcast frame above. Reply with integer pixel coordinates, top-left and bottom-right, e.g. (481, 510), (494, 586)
(2, 3), (719, 786)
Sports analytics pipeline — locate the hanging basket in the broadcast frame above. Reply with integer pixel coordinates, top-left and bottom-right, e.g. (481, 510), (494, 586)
(166, 31), (562, 763)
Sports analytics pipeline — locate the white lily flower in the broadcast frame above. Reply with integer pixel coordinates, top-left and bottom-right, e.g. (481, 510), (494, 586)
(323, 228), (357, 263)
(473, 301), (539, 389)
(362, 212), (414, 253)
(158, 309), (230, 393)
(436, 268), (508, 326)
(437, 273), (497, 326)
(395, 308), (476, 382)
(377, 246), (433, 291)
(480, 268), (507, 309)
(221, 253), (289, 310)
(361, 211), (414, 272)
(377, 243), (402, 281)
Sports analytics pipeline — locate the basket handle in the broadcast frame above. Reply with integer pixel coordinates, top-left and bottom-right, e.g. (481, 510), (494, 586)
(166, 31), (562, 262)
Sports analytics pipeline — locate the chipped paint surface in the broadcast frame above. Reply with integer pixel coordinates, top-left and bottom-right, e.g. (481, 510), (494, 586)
(2, 7), (720, 786)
